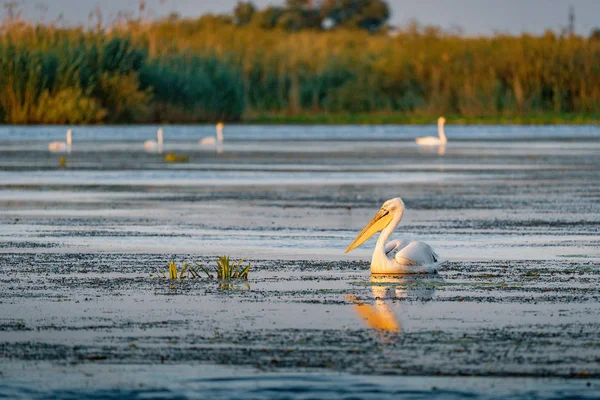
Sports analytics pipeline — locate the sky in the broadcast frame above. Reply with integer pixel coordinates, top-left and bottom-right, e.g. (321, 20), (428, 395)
(8, 0), (600, 36)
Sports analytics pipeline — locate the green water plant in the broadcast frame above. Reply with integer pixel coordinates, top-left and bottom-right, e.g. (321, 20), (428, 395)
(215, 256), (251, 280)
(150, 260), (190, 279)
(151, 257), (251, 281)
(164, 153), (190, 163)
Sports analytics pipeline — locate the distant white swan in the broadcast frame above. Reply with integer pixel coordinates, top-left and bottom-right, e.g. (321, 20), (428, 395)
(416, 117), (447, 146)
(144, 128), (163, 153)
(48, 129), (72, 153)
(345, 197), (439, 274)
(200, 123), (224, 146)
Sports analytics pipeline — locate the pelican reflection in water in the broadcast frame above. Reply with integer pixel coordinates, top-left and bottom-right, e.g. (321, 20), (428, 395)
(346, 275), (438, 337)
(345, 198), (440, 274)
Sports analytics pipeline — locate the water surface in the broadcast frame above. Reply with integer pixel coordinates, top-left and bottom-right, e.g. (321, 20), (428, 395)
(0, 125), (599, 399)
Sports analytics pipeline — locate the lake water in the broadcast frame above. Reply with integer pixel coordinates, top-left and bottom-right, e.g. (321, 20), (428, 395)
(1, 124), (598, 261)
(0, 124), (599, 399)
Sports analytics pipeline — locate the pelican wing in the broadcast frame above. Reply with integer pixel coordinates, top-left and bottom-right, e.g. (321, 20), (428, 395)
(384, 239), (412, 257)
(394, 241), (439, 267)
(345, 209), (393, 253)
(384, 240), (401, 256)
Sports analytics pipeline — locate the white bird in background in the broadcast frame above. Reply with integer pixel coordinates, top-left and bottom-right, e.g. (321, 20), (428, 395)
(48, 129), (72, 153)
(144, 128), (164, 153)
(199, 122), (224, 146)
(416, 117), (447, 146)
(345, 198), (439, 274)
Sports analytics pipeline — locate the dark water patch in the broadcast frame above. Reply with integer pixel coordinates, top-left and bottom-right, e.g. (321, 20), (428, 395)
(2, 373), (600, 400)
(1, 257), (599, 380)
(3, 322), (600, 378)
(37, 231), (192, 238)
(0, 241), (60, 249)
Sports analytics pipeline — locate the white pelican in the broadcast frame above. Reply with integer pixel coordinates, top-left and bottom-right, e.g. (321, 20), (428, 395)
(345, 198), (439, 274)
(199, 122), (224, 146)
(144, 128), (163, 153)
(48, 129), (72, 153)
(416, 117), (447, 146)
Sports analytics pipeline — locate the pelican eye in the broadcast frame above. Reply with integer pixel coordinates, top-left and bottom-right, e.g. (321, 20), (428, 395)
(381, 209), (389, 217)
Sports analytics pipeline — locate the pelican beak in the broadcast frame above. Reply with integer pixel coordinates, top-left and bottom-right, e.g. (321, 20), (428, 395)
(345, 208), (394, 253)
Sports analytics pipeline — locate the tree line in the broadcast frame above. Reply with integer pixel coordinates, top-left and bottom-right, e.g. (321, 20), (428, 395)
(0, 0), (599, 124)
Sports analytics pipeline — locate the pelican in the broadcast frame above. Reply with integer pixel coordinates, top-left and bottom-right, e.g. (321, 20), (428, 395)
(199, 122), (224, 146)
(345, 198), (439, 274)
(144, 128), (163, 153)
(48, 129), (72, 153)
(416, 117), (447, 146)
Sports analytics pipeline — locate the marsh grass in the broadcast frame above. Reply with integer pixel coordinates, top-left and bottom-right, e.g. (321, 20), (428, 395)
(216, 256), (251, 280)
(3, 12), (600, 124)
(151, 257), (251, 282)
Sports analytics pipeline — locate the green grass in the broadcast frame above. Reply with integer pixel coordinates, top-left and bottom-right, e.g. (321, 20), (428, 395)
(242, 112), (600, 125)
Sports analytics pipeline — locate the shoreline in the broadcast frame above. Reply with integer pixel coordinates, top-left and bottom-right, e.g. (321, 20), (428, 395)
(0, 114), (598, 126)
(242, 113), (599, 125)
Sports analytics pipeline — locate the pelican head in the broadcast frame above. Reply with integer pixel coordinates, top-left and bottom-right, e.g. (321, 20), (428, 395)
(345, 198), (405, 254)
(438, 116), (446, 125)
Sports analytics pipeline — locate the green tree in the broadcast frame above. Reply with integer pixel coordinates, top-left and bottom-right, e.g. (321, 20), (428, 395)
(320, 0), (390, 32)
(234, 1), (256, 25)
(282, 0), (322, 30)
(250, 6), (283, 29)
(286, 0), (314, 9)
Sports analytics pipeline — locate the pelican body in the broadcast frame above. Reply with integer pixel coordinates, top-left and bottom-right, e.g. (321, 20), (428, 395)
(48, 129), (72, 153)
(345, 198), (439, 274)
(416, 117), (447, 146)
(200, 122), (224, 146)
(144, 128), (163, 152)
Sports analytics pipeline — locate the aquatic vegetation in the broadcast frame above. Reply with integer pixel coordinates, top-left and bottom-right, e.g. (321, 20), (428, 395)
(151, 257), (251, 281)
(58, 157), (67, 168)
(169, 260), (188, 279)
(149, 260), (190, 279)
(164, 153), (190, 163)
(215, 256), (251, 281)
